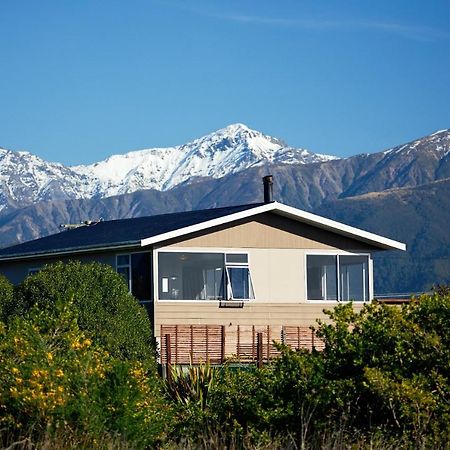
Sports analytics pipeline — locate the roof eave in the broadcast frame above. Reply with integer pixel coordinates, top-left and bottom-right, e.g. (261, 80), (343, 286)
(272, 203), (407, 251)
(141, 201), (407, 252)
(0, 241), (142, 262)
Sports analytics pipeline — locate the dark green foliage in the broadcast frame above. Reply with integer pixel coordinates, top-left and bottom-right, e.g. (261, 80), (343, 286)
(0, 274), (14, 322)
(165, 293), (450, 448)
(14, 261), (155, 366)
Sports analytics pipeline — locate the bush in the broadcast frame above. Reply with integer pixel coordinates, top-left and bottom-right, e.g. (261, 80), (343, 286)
(316, 297), (450, 444)
(14, 261), (155, 365)
(165, 293), (450, 448)
(0, 300), (171, 448)
(0, 274), (14, 323)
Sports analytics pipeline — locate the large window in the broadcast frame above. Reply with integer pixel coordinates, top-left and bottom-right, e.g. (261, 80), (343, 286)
(158, 252), (254, 301)
(307, 254), (369, 302)
(116, 252), (152, 301)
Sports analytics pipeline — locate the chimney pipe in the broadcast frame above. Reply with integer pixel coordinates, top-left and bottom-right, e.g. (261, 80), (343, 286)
(263, 175), (274, 203)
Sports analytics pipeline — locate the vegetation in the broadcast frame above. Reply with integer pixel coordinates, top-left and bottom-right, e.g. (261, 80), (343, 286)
(0, 263), (449, 449)
(164, 294), (450, 449)
(13, 261), (156, 365)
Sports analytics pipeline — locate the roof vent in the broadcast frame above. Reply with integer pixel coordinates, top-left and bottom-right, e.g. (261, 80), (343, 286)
(263, 175), (274, 203)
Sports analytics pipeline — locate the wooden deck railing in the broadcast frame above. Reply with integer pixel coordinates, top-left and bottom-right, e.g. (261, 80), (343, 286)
(160, 324), (324, 365)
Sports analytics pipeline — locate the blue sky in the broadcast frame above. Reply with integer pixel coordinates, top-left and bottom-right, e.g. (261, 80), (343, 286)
(1, 0), (449, 165)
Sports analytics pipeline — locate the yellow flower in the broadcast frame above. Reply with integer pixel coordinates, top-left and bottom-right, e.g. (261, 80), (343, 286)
(55, 369), (64, 378)
(11, 367), (19, 374)
(47, 352), (53, 361)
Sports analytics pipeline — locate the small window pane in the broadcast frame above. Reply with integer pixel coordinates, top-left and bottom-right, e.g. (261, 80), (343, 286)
(225, 254), (248, 264)
(227, 267), (254, 300)
(339, 255), (369, 302)
(117, 255), (130, 266)
(307, 255), (337, 301)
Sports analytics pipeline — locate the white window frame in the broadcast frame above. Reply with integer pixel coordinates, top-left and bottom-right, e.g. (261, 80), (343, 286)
(305, 251), (372, 303)
(154, 248), (255, 302)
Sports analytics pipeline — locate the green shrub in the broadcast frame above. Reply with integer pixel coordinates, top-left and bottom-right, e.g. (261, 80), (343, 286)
(316, 298), (450, 444)
(165, 293), (450, 448)
(0, 274), (14, 322)
(14, 261), (155, 366)
(0, 300), (171, 448)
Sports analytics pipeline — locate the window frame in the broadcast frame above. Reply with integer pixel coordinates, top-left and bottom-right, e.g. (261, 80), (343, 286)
(115, 251), (153, 302)
(305, 251), (372, 303)
(155, 248), (255, 302)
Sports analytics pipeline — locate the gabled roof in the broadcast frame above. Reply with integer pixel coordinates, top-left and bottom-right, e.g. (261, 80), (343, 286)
(0, 201), (406, 261)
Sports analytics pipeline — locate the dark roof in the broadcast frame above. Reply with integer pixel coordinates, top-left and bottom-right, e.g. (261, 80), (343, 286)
(0, 203), (264, 260)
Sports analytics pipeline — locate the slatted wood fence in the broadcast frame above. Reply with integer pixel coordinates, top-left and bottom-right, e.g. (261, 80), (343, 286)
(160, 324), (324, 365)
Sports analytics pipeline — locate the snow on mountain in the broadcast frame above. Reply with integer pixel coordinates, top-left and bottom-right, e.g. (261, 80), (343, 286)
(72, 123), (337, 196)
(0, 148), (91, 213)
(3, 124), (448, 216)
(0, 124), (336, 212)
(384, 128), (450, 158)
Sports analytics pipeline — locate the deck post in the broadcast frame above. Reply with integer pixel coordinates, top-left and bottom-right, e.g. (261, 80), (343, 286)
(257, 332), (263, 368)
(221, 325), (225, 363)
(165, 333), (172, 382)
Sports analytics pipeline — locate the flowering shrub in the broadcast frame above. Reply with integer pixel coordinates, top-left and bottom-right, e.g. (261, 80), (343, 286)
(15, 261), (156, 366)
(0, 301), (171, 448)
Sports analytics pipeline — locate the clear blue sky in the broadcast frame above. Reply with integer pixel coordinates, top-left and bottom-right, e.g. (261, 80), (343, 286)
(1, 0), (449, 165)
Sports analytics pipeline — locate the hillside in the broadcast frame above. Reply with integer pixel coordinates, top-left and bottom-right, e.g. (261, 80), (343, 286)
(1, 126), (449, 294)
(318, 178), (450, 293)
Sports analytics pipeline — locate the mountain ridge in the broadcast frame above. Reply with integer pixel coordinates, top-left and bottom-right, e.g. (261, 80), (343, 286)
(1, 125), (450, 294)
(0, 123), (336, 213)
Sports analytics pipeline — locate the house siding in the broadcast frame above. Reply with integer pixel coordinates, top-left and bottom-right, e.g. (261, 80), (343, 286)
(165, 213), (378, 250)
(153, 214), (375, 340)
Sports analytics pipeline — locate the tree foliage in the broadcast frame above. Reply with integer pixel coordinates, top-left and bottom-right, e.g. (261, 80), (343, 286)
(14, 261), (155, 365)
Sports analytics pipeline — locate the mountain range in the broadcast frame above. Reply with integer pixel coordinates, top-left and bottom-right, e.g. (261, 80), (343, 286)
(0, 124), (334, 213)
(1, 124), (449, 295)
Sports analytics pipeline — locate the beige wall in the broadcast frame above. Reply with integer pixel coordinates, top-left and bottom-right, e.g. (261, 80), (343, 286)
(166, 213), (378, 251)
(154, 301), (366, 339)
(154, 213), (375, 337)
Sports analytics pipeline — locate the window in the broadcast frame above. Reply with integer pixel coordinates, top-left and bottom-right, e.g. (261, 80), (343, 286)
(307, 255), (337, 301)
(116, 253), (152, 300)
(306, 254), (369, 302)
(158, 252), (254, 301)
(225, 253), (254, 300)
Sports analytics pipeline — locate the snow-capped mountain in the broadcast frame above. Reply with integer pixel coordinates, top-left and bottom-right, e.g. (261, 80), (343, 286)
(72, 123), (337, 196)
(0, 148), (90, 213)
(0, 124), (336, 212)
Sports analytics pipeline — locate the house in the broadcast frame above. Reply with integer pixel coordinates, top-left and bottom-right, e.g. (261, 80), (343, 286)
(0, 176), (406, 363)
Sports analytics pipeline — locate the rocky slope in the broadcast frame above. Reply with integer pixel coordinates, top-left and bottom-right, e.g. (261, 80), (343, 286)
(0, 124), (336, 213)
(1, 127), (449, 294)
